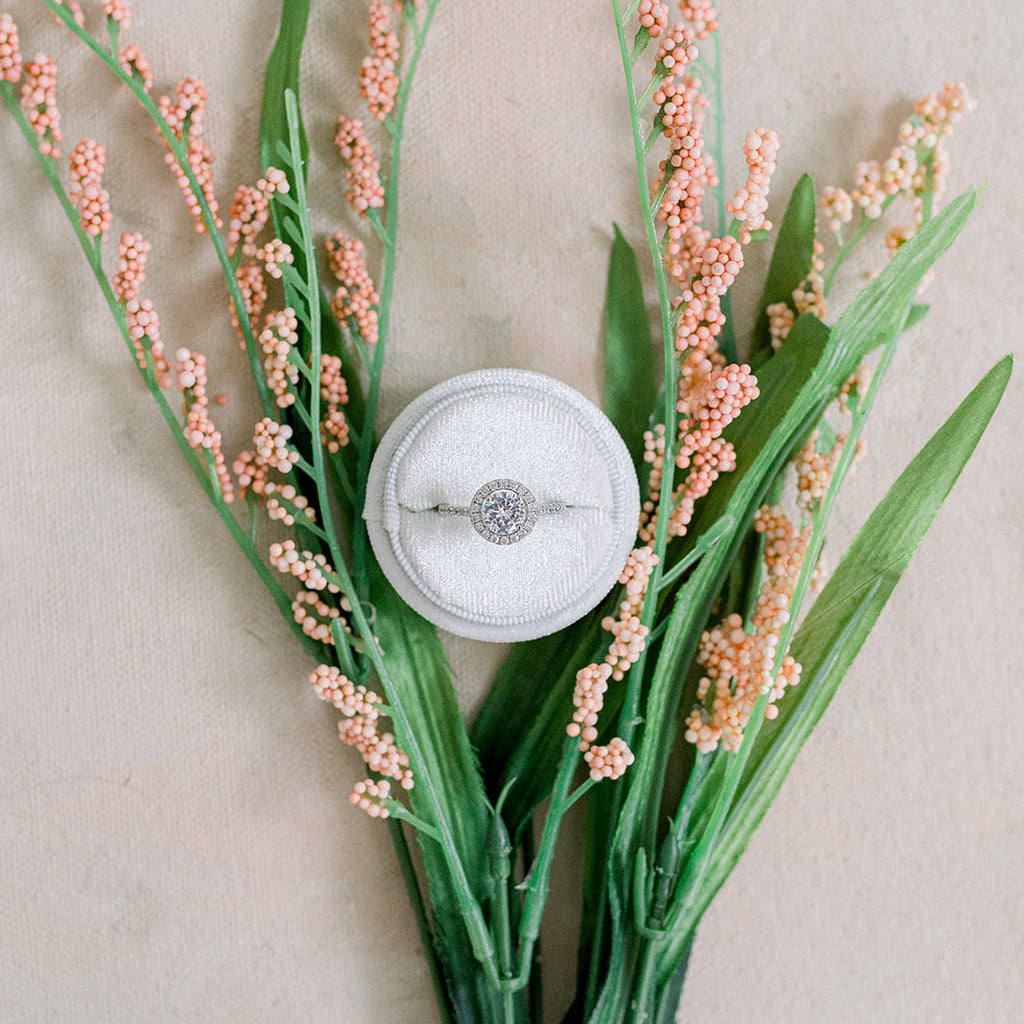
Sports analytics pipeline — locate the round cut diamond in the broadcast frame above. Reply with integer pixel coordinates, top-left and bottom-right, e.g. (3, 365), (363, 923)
(480, 489), (527, 535)
(469, 479), (538, 544)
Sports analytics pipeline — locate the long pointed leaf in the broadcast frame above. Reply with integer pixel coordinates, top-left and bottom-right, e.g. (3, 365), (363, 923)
(654, 353), (1013, 978)
(604, 225), (656, 465)
(260, 0), (310, 181)
(368, 566), (508, 1021)
(588, 190), (983, 1016)
(751, 173), (816, 368)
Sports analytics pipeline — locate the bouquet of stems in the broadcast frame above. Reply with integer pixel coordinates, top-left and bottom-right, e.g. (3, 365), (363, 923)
(1, 1), (1015, 1021)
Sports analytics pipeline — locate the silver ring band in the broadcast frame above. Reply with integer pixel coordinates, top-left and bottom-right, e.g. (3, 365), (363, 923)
(438, 479), (565, 545)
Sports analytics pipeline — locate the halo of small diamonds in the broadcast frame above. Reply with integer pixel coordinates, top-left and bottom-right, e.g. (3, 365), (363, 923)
(469, 479), (538, 545)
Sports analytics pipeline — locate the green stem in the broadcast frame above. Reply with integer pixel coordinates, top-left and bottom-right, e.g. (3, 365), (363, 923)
(2, 80), (319, 660)
(655, 514), (735, 592)
(511, 740), (580, 986)
(387, 804), (444, 844)
(637, 70), (667, 112)
(276, 165), (504, 984)
(493, 874), (516, 1021)
(341, 314), (374, 372)
(282, 90), (344, 573)
(329, 618), (362, 683)
(42, 0), (274, 418)
(572, 5), (688, 1014)
(823, 193), (897, 297)
(649, 752), (712, 927)
(331, 567), (503, 986)
(351, 0), (441, 598)
(632, 944), (661, 1023)
(520, 825), (543, 1022)
(703, 34), (734, 360)
(105, 16), (119, 56)
(611, 0), (677, 753)
(388, 817), (458, 1024)
(662, 316), (907, 964)
(630, 752), (712, 1022)
(709, 37), (728, 239)
(327, 448), (358, 506)
(920, 152), (936, 224)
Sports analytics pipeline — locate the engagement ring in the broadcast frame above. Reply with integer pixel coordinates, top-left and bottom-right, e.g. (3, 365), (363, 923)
(438, 479), (566, 545)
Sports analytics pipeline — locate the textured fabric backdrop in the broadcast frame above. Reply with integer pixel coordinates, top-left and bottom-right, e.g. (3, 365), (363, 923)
(1, 1), (1021, 1022)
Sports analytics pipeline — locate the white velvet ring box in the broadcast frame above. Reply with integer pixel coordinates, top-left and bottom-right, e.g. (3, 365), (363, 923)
(364, 368), (640, 642)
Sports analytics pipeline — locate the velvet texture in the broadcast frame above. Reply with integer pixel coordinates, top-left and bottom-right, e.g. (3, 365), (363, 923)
(365, 369), (639, 639)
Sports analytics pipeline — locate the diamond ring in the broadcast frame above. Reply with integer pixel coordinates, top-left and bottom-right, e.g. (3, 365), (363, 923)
(438, 479), (566, 545)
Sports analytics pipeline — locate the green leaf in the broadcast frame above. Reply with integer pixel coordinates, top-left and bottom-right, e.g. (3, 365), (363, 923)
(370, 570), (492, 888)
(828, 189), (980, 380)
(585, 317), (834, 1021)
(592, 194), (981, 1007)
(368, 566), (510, 1021)
(260, 0), (310, 182)
(906, 302), (931, 329)
(751, 173), (816, 368)
(655, 353), (1013, 976)
(603, 226), (657, 465)
(472, 590), (618, 835)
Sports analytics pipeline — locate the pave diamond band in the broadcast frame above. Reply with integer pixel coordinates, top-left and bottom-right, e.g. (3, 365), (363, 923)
(438, 479), (566, 545)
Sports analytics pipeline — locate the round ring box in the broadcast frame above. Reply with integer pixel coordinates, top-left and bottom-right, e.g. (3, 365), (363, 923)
(364, 369), (640, 642)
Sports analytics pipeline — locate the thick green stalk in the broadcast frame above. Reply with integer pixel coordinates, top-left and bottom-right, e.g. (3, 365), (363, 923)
(624, 752), (711, 1023)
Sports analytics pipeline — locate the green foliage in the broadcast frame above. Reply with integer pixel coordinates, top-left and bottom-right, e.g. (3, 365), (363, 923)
(906, 302), (931, 328)
(472, 600), (612, 833)
(603, 225), (657, 465)
(259, 1), (365, 529)
(370, 569), (514, 1022)
(752, 173), (817, 367)
(579, 189), (986, 1022)
(8, 5), (1007, 1024)
(653, 354), (1013, 982)
(260, 0), (310, 184)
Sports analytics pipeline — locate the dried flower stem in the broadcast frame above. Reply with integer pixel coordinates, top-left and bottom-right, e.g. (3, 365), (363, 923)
(351, 0), (440, 597)
(1, 73), (315, 653)
(822, 190), (899, 295)
(41, 0), (275, 417)
(611, 0), (680, 740)
(273, 90), (507, 994)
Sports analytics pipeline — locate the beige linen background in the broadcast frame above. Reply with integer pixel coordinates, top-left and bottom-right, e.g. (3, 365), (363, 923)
(1, 1), (1021, 1022)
